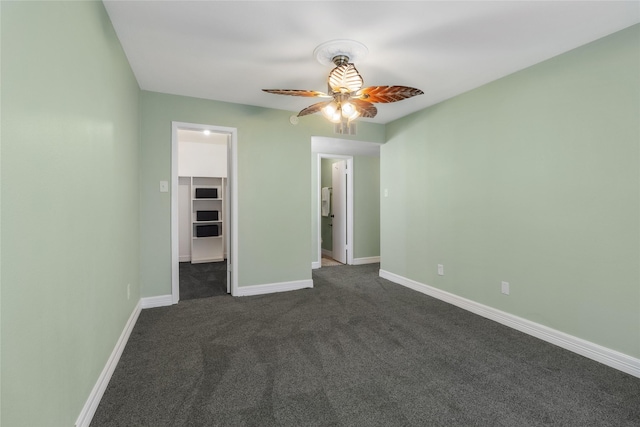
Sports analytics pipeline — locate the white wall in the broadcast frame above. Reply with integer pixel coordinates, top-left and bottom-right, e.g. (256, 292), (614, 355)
(178, 130), (227, 177)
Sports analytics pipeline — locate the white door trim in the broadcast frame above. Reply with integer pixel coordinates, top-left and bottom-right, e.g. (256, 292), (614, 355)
(171, 121), (238, 302)
(315, 153), (353, 267)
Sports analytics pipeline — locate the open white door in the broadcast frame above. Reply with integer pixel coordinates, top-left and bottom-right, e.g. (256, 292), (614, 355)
(332, 160), (347, 264)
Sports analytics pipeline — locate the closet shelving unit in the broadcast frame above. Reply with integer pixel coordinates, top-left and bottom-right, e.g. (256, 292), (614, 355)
(190, 177), (225, 263)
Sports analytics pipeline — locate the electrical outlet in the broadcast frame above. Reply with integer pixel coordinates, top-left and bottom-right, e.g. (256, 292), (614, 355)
(159, 181), (169, 192)
(501, 281), (510, 295)
(127, 283), (131, 300)
(437, 264), (444, 276)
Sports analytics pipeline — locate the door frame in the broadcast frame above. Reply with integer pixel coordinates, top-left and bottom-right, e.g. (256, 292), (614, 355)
(171, 121), (238, 301)
(315, 153), (354, 267)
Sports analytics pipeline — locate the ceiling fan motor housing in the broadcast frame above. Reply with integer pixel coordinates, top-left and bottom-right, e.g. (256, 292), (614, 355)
(332, 55), (350, 67)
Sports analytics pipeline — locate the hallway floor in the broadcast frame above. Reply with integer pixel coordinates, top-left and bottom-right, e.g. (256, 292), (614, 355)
(321, 255), (343, 267)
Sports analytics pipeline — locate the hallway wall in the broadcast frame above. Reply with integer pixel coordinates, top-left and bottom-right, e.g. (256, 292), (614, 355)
(354, 156), (381, 259)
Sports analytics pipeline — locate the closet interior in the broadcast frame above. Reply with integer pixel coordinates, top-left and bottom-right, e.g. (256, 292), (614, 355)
(178, 130), (227, 263)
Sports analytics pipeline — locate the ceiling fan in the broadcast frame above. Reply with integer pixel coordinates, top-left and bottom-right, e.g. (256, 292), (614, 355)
(262, 40), (423, 128)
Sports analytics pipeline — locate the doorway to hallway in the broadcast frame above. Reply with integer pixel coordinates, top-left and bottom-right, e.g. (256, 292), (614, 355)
(312, 136), (382, 270)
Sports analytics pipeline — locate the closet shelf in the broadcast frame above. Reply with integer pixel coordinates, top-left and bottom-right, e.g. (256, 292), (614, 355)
(192, 257), (224, 263)
(189, 177), (226, 264)
(193, 235), (223, 240)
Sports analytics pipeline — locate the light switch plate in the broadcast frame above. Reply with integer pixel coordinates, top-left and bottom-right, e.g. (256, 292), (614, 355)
(501, 281), (510, 295)
(160, 181), (169, 192)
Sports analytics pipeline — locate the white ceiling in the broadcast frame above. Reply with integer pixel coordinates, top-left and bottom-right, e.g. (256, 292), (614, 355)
(103, 1), (639, 124)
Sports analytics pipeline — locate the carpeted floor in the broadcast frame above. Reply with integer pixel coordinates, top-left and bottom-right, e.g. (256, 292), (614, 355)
(91, 264), (640, 426)
(179, 261), (228, 300)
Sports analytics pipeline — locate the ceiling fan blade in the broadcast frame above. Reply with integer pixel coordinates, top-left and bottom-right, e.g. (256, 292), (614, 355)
(328, 64), (363, 93)
(351, 99), (377, 118)
(262, 89), (331, 98)
(355, 86), (424, 103)
(298, 101), (331, 117)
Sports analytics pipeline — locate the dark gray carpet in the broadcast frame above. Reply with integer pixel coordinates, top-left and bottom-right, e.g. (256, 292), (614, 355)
(91, 264), (640, 426)
(179, 261), (228, 300)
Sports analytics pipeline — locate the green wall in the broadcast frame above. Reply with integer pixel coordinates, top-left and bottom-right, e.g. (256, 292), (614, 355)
(1, 2), (140, 426)
(140, 91), (384, 296)
(381, 24), (640, 358)
(354, 156), (381, 259)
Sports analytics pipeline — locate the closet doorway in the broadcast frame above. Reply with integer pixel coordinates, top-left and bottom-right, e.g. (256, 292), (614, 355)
(171, 122), (238, 302)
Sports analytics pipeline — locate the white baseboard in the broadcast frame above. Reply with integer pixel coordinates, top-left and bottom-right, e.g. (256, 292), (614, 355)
(379, 269), (640, 379)
(140, 294), (174, 309)
(352, 256), (380, 265)
(321, 248), (332, 257)
(179, 255), (190, 262)
(75, 301), (141, 427)
(312, 261), (321, 270)
(235, 279), (314, 297)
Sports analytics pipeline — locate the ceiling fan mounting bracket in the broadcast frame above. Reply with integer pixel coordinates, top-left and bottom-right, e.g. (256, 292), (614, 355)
(314, 39), (368, 66)
(332, 55), (350, 67)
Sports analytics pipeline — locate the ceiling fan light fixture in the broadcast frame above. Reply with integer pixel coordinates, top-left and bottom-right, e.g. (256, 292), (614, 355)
(321, 101), (342, 123)
(329, 111), (342, 123)
(341, 101), (356, 118)
(346, 110), (360, 122)
(321, 101), (337, 118)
